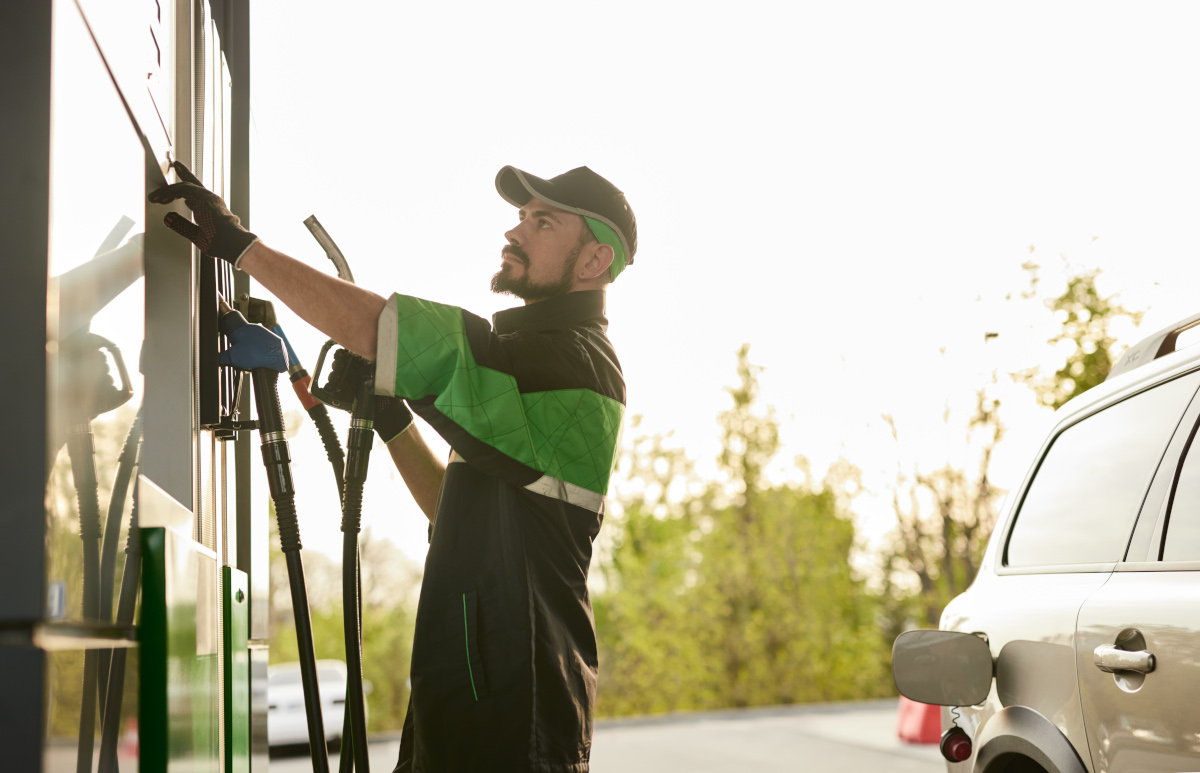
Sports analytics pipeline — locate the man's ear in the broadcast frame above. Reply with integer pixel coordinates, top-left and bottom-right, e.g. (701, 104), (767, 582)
(578, 242), (615, 281)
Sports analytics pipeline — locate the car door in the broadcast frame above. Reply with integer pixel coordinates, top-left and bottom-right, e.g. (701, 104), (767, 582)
(1076, 369), (1200, 773)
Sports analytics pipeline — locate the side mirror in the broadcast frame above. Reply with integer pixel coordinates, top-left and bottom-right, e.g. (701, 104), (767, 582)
(892, 630), (993, 706)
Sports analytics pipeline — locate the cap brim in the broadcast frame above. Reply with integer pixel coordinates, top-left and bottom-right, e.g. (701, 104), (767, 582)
(495, 166), (578, 214)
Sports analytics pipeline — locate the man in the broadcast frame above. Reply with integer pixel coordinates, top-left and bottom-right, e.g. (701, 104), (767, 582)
(150, 164), (637, 772)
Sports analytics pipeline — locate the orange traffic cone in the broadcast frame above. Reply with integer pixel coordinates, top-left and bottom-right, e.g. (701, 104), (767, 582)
(119, 717), (138, 758)
(896, 695), (942, 744)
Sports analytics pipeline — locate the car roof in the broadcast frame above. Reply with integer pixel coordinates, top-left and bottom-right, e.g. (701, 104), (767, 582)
(1055, 314), (1200, 427)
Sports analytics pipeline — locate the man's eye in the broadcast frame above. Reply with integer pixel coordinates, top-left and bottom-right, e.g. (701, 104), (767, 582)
(538, 219), (550, 228)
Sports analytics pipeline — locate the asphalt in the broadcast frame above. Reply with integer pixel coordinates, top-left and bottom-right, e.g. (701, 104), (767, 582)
(268, 698), (946, 772)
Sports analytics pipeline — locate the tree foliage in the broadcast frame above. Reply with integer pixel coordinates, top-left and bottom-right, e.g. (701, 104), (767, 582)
(1018, 263), (1143, 410)
(269, 524), (418, 733)
(880, 387), (1004, 633)
(595, 345), (888, 716)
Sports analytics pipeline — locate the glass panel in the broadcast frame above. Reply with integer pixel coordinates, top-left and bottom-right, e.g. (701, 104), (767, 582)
(1162, 424), (1200, 562)
(1006, 372), (1200, 567)
(45, 0), (146, 628)
(43, 645), (141, 772)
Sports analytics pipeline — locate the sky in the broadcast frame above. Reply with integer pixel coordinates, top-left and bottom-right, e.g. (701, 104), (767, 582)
(224, 1), (1200, 565)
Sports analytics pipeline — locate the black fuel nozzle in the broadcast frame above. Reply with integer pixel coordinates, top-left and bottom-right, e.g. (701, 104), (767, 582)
(312, 342), (373, 413)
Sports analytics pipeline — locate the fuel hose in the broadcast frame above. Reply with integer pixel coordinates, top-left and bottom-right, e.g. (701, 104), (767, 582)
(98, 429), (143, 773)
(252, 366), (330, 773)
(219, 307), (330, 772)
(272, 322), (346, 493)
(97, 409), (143, 718)
(299, 216), (371, 771)
(340, 377), (375, 773)
(67, 417), (102, 773)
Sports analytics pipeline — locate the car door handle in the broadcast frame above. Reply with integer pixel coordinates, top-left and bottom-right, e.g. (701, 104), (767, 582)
(1094, 644), (1156, 674)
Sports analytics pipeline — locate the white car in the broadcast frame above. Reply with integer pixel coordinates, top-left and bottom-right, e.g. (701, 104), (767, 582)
(268, 659), (367, 747)
(893, 310), (1200, 772)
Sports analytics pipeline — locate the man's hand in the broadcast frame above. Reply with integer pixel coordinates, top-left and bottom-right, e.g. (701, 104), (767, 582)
(148, 162), (258, 265)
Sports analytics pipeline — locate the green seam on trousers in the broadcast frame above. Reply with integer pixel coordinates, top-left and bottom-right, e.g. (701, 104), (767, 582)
(463, 594), (479, 701)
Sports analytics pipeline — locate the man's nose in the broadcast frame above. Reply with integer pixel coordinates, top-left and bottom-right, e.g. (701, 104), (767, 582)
(505, 226), (521, 245)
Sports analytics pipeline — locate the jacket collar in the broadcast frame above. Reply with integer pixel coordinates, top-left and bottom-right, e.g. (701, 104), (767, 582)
(493, 290), (608, 335)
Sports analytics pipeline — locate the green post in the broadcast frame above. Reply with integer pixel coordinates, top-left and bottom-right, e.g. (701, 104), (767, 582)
(223, 567), (250, 773)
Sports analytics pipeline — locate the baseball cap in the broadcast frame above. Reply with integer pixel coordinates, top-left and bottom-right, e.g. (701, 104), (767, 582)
(495, 166), (637, 281)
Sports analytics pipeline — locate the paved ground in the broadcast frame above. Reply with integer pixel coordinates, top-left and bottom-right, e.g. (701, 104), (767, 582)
(269, 698), (945, 772)
(590, 699), (944, 772)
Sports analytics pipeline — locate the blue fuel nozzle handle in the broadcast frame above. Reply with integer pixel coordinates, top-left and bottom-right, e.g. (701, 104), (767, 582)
(219, 310), (290, 372)
(271, 324), (304, 372)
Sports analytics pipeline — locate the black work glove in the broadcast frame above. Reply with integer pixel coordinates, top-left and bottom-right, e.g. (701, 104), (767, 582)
(323, 347), (373, 410)
(148, 162), (258, 265)
(324, 348), (413, 441)
(374, 395), (414, 444)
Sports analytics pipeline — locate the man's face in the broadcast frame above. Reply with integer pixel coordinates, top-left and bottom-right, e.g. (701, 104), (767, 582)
(492, 198), (589, 303)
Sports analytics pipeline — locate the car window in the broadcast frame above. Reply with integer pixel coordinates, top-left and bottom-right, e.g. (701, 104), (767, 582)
(1006, 371), (1200, 567)
(1161, 417), (1200, 562)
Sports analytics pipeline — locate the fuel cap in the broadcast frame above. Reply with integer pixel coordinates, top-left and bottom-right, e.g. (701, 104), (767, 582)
(940, 726), (972, 763)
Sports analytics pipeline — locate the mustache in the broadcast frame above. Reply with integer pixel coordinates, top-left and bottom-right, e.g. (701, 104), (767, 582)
(502, 244), (528, 265)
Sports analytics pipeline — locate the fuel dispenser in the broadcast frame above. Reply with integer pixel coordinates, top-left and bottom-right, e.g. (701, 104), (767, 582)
(4, 0), (394, 767)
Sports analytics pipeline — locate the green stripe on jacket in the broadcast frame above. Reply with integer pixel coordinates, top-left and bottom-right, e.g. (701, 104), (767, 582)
(388, 296), (623, 494)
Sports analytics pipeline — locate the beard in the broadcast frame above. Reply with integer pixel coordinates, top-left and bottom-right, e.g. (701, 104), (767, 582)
(490, 243), (581, 302)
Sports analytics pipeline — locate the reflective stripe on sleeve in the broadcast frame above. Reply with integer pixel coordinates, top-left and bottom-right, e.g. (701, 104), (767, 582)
(449, 451), (606, 515)
(374, 294), (400, 396)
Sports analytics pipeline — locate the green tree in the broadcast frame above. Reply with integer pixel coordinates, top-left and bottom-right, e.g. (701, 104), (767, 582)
(1018, 263), (1143, 410)
(596, 346), (888, 716)
(881, 385), (1004, 631)
(593, 427), (715, 715)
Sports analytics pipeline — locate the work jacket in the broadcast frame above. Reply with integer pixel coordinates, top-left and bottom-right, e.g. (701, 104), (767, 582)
(376, 289), (625, 773)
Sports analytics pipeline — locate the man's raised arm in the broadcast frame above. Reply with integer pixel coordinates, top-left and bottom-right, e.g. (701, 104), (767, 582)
(237, 242), (383, 360)
(148, 161), (384, 360)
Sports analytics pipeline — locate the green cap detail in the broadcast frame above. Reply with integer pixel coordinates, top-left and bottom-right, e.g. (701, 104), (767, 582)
(585, 217), (626, 281)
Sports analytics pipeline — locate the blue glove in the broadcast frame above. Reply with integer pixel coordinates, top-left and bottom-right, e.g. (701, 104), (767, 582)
(218, 311), (289, 372)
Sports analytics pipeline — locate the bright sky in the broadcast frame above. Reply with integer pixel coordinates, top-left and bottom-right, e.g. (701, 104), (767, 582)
(239, 1), (1200, 565)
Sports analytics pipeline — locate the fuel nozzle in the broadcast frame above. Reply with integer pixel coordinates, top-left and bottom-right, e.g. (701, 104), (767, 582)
(235, 294), (323, 410)
(218, 310), (289, 373)
(311, 342), (373, 412)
